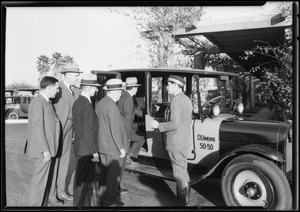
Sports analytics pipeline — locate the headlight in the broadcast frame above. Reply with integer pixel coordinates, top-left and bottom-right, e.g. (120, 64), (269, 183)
(209, 104), (220, 118)
(234, 102), (244, 114)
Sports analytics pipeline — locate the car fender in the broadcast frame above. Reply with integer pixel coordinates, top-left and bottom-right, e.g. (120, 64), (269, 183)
(201, 144), (285, 179)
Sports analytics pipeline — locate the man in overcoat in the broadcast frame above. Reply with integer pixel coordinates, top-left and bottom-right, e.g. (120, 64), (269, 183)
(151, 75), (193, 206)
(26, 76), (62, 206)
(117, 77), (145, 165)
(52, 62), (82, 202)
(72, 73), (100, 206)
(95, 78), (129, 207)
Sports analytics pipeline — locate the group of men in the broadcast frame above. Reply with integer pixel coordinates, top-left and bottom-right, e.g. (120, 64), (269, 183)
(25, 62), (192, 207)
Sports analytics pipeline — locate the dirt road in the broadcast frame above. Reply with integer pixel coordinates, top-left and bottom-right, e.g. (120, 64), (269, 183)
(4, 121), (225, 209)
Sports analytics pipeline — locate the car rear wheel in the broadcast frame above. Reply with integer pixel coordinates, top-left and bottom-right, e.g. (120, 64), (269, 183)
(7, 111), (19, 120)
(221, 154), (292, 210)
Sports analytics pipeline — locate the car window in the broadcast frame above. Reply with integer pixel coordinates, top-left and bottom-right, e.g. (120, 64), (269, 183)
(192, 75), (233, 113)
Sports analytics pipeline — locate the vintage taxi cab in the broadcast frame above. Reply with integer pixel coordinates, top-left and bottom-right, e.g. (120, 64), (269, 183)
(91, 68), (293, 209)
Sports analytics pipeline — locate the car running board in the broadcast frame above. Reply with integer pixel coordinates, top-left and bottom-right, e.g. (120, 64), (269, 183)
(125, 163), (204, 185)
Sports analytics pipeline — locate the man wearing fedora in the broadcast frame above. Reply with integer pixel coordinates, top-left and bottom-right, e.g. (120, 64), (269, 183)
(72, 73), (100, 206)
(117, 77), (145, 165)
(95, 78), (129, 207)
(52, 62), (82, 202)
(151, 75), (193, 206)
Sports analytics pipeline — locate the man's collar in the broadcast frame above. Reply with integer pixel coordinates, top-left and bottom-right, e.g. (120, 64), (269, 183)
(81, 93), (91, 103)
(39, 91), (50, 102)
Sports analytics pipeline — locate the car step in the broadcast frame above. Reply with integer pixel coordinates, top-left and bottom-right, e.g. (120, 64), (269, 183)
(125, 163), (203, 185)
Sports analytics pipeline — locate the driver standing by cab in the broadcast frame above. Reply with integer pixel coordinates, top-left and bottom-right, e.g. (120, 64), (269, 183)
(151, 75), (193, 206)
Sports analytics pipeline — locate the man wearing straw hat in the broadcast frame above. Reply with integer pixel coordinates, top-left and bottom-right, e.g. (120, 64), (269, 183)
(52, 62), (82, 202)
(117, 77), (145, 165)
(95, 78), (129, 207)
(151, 75), (193, 206)
(72, 73), (100, 206)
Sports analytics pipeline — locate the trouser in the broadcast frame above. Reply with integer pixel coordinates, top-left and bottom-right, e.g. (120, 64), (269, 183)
(98, 154), (124, 206)
(56, 120), (75, 195)
(167, 148), (191, 206)
(127, 133), (145, 158)
(73, 155), (96, 206)
(28, 156), (57, 206)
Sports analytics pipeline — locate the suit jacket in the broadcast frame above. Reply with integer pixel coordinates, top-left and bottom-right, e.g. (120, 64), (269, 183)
(117, 91), (134, 140)
(53, 81), (80, 128)
(26, 93), (60, 158)
(95, 95), (129, 156)
(72, 95), (99, 156)
(158, 92), (193, 150)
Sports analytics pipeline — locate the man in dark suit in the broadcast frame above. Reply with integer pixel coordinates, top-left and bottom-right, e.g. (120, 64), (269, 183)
(72, 73), (101, 206)
(117, 77), (145, 165)
(95, 78), (129, 207)
(52, 62), (82, 202)
(26, 76), (62, 206)
(151, 75), (193, 206)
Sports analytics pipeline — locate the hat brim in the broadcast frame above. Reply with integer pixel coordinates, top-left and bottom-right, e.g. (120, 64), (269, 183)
(103, 87), (124, 90)
(60, 70), (83, 74)
(80, 83), (101, 87)
(126, 84), (142, 87)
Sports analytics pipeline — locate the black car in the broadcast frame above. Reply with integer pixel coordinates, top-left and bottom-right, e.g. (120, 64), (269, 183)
(92, 68), (293, 209)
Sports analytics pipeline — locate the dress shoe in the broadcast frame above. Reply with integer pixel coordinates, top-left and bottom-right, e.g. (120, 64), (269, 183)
(118, 188), (129, 195)
(48, 198), (64, 206)
(58, 192), (73, 201)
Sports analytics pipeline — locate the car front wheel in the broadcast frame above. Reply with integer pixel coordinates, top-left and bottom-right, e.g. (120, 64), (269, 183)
(221, 154), (292, 210)
(7, 111), (19, 120)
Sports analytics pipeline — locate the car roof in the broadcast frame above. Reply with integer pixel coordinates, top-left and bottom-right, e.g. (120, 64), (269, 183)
(91, 68), (239, 77)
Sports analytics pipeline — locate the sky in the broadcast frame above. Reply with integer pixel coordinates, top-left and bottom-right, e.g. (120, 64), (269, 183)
(5, 3), (281, 87)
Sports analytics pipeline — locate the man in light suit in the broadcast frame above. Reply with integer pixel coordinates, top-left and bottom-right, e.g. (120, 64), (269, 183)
(117, 77), (145, 165)
(95, 78), (129, 207)
(151, 75), (193, 206)
(52, 62), (82, 202)
(26, 76), (62, 206)
(72, 73), (100, 206)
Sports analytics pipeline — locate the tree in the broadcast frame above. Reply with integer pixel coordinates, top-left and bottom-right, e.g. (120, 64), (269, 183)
(50, 52), (63, 79)
(36, 55), (51, 82)
(5, 81), (36, 90)
(36, 52), (74, 82)
(241, 2), (293, 122)
(117, 7), (205, 68)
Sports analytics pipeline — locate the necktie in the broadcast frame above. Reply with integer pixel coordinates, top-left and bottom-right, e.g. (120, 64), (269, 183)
(49, 100), (56, 111)
(69, 86), (74, 96)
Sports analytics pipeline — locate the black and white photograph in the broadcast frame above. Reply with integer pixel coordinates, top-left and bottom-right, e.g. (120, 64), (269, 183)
(1, 1), (298, 210)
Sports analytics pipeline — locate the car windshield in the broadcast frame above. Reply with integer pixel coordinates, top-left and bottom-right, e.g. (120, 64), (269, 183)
(150, 74), (238, 118)
(192, 75), (238, 114)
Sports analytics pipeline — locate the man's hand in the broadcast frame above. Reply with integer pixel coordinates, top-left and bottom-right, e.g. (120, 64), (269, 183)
(42, 151), (51, 162)
(91, 153), (100, 162)
(151, 120), (159, 129)
(119, 148), (126, 158)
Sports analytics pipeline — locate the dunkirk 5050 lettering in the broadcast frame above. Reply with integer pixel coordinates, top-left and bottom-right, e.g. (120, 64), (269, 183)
(197, 134), (215, 142)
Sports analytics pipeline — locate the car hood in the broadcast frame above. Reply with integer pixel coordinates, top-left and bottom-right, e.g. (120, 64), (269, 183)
(219, 117), (290, 144)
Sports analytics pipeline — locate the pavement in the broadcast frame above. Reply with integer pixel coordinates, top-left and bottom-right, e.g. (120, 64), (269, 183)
(4, 121), (223, 209)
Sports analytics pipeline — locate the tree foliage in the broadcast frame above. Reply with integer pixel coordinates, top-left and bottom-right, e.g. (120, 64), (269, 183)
(118, 7), (205, 68)
(36, 52), (74, 82)
(243, 40), (292, 121)
(5, 81), (36, 90)
(241, 3), (293, 121)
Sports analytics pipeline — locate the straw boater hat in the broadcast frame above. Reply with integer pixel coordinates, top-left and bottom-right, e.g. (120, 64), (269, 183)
(125, 77), (141, 87)
(80, 73), (101, 87)
(103, 78), (125, 91)
(60, 63), (83, 74)
(168, 75), (186, 87)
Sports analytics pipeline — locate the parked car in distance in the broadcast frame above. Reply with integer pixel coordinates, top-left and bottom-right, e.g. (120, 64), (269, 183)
(92, 68), (293, 210)
(5, 89), (38, 119)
